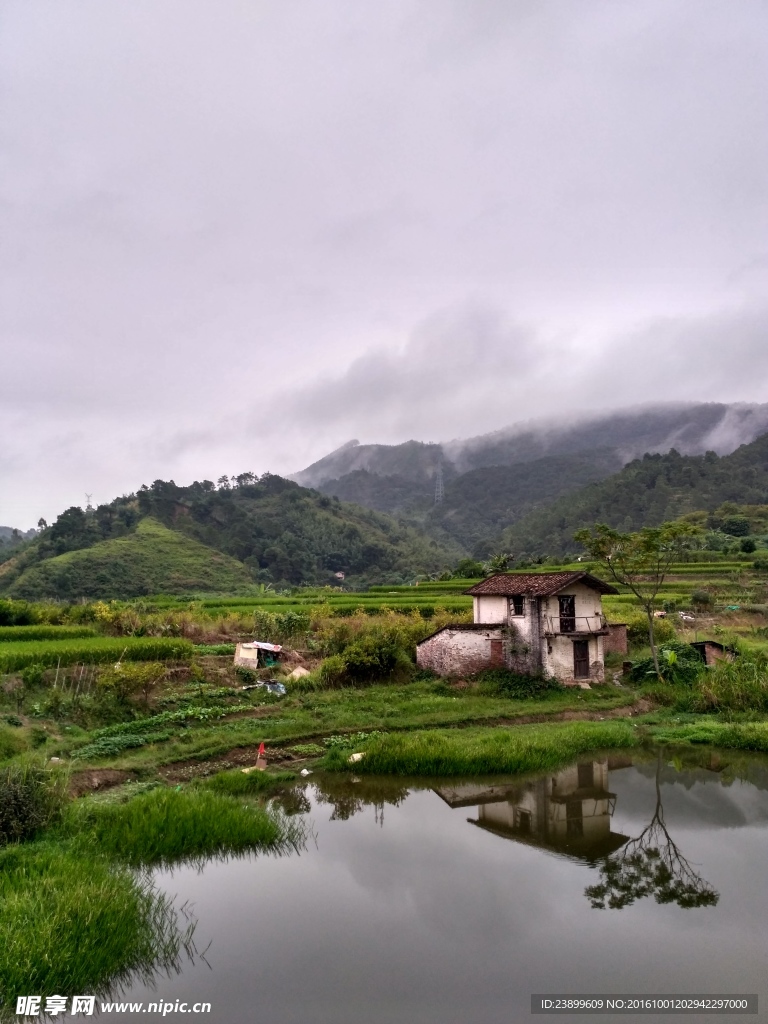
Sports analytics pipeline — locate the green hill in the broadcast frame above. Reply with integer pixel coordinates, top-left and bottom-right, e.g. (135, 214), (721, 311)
(0, 474), (460, 599)
(500, 433), (768, 557)
(2, 518), (253, 600)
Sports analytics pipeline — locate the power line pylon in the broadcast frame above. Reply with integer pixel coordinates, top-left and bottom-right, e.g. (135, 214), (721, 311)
(434, 460), (444, 505)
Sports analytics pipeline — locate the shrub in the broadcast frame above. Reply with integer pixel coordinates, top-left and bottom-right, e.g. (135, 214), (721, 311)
(691, 590), (714, 611)
(625, 613), (676, 648)
(318, 654), (347, 687)
(0, 763), (68, 845)
(0, 600), (40, 627)
(476, 668), (562, 698)
(0, 726), (27, 762)
(630, 642), (704, 686)
(753, 558), (768, 573)
(97, 661), (166, 706)
(741, 538), (757, 554)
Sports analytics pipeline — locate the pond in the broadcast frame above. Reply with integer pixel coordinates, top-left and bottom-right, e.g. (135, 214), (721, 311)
(117, 752), (768, 1023)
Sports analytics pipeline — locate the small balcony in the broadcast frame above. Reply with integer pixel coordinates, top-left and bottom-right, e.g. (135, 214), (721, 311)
(543, 615), (609, 636)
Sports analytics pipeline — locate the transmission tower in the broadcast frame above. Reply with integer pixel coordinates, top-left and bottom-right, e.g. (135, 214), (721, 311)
(85, 493), (94, 512)
(434, 460), (444, 505)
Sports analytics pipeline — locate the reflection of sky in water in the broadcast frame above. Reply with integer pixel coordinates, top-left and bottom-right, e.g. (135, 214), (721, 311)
(116, 762), (768, 1024)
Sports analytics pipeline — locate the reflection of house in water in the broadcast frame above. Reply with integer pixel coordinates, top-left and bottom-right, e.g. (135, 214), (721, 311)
(435, 760), (629, 862)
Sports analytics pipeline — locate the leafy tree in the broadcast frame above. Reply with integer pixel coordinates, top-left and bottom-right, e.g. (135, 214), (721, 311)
(575, 521), (697, 680)
(585, 755), (719, 910)
(484, 552), (511, 574)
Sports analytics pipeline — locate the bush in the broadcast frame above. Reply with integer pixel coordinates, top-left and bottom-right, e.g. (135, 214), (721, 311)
(753, 558), (768, 573)
(476, 668), (562, 698)
(0, 600), (40, 627)
(625, 613), (676, 648)
(741, 538), (757, 554)
(630, 642), (704, 686)
(0, 726), (27, 761)
(0, 763), (68, 845)
(97, 661), (166, 706)
(691, 590), (714, 611)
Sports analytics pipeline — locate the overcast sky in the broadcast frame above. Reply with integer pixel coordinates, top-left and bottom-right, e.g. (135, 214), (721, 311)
(2, 0), (768, 526)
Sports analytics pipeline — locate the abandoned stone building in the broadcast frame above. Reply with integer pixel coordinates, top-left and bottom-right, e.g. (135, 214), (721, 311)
(416, 571), (620, 685)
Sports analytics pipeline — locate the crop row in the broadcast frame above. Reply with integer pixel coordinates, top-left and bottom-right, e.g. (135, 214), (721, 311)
(0, 637), (195, 673)
(0, 625), (98, 643)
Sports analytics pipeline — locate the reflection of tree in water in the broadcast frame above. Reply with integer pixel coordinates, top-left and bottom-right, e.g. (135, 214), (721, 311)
(313, 776), (411, 824)
(585, 754), (719, 910)
(270, 786), (312, 817)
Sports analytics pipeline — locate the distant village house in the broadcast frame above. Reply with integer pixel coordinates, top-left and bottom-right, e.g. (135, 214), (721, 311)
(416, 571), (622, 686)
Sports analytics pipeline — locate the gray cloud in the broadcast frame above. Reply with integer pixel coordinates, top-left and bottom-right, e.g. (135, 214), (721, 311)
(1, 0), (767, 525)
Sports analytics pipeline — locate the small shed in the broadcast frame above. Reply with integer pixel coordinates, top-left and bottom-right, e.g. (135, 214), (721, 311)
(234, 640), (283, 670)
(690, 640), (732, 666)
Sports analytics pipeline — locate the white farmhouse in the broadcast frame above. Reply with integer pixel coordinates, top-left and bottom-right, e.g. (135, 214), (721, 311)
(416, 571), (619, 685)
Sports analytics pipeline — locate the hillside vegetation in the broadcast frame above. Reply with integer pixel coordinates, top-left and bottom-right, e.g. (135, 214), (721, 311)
(0, 475), (459, 600)
(309, 404), (768, 557)
(2, 519), (253, 600)
(502, 433), (768, 557)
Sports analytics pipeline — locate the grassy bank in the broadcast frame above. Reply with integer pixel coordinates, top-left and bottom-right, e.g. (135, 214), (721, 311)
(0, 772), (306, 1015)
(0, 844), (192, 1008)
(323, 720), (640, 776)
(66, 786), (303, 867)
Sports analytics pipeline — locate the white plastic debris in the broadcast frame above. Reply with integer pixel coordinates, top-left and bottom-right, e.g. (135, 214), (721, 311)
(348, 752), (365, 763)
(300, 768), (313, 777)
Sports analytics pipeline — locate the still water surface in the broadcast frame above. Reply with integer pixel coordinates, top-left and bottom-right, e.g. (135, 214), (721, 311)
(122, 753), (768, 1023)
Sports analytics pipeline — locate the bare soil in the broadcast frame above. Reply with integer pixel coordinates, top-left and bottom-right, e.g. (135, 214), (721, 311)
(69, 769), (136, 797)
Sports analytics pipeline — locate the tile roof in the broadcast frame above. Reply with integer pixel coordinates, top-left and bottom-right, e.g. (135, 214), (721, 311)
(464, 571), (618, 597)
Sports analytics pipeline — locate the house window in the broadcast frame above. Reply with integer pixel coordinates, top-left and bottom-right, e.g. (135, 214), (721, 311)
(510, 596), (525, 616)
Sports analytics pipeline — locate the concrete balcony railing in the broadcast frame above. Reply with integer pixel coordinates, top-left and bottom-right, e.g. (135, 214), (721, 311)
(543, 615), (609, 636)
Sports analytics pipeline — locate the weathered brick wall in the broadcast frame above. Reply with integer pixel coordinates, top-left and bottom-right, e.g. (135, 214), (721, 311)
(603, 623), (628, 655)
(416, 627), (503, 677)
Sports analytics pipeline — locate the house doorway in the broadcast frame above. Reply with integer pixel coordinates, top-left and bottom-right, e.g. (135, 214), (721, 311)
(573, 639), (590, 679)
(558, 595), (576, 633)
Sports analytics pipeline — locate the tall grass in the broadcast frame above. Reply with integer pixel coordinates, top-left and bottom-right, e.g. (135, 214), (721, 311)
(0, 763), (68, 845)
(196, 768), (296, 797)
(682, 649), (768, 713)
(0, 728), (26, 763)
(324, 721), (639, 776)
(67, 786), (306, 867)
(0, 844), (194, 1009)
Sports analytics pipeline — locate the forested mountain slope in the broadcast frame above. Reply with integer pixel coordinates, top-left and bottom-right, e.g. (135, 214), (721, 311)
(0, 474), (459, 599)
(297, 402), (768, 489)
(501, 433), (768, 557)
(302, 403), (768, 554)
